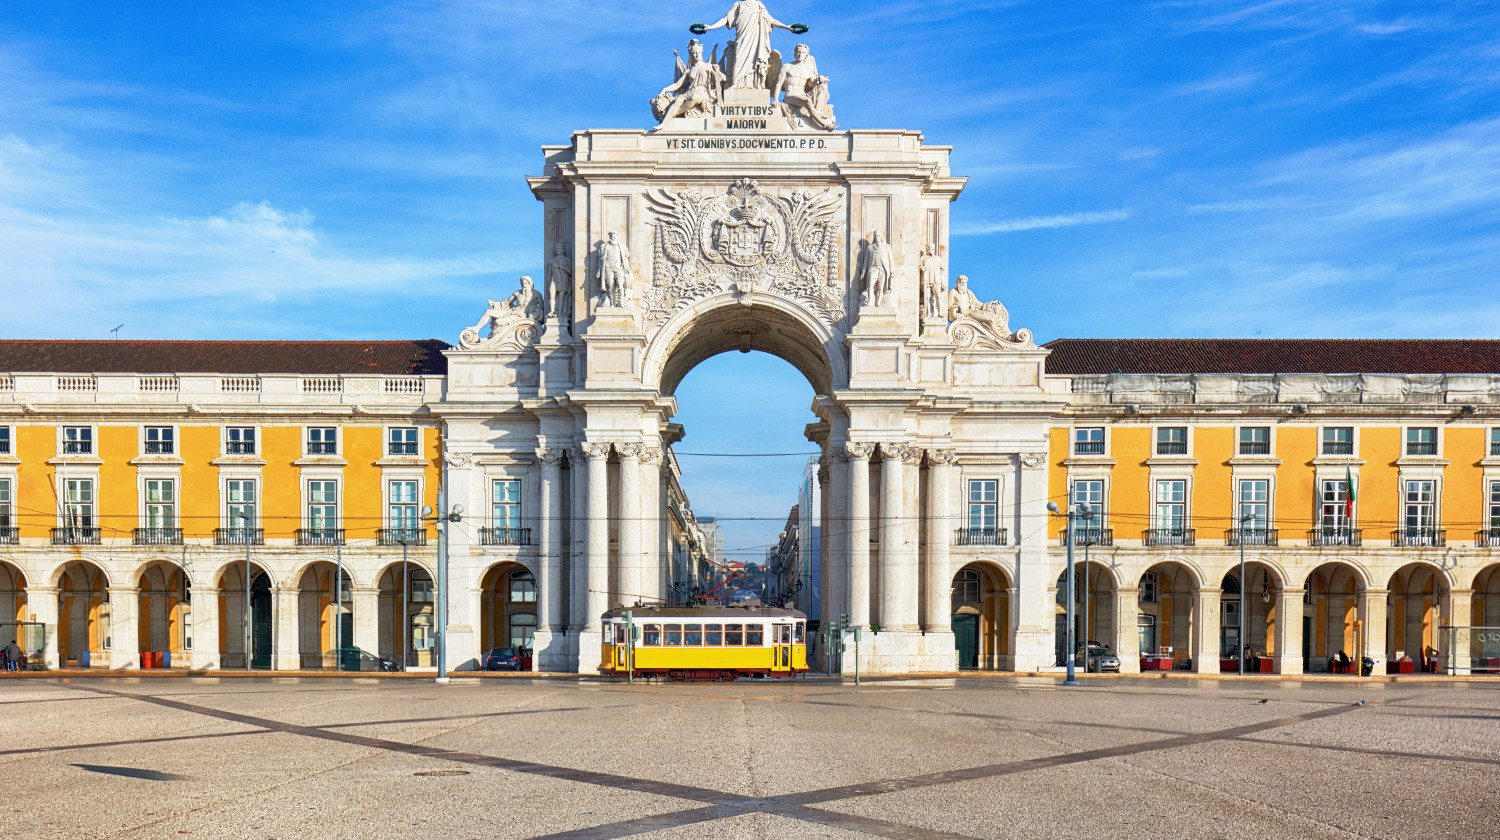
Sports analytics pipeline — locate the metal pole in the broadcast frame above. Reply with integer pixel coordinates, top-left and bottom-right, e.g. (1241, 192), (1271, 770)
(400, 540), (409, 670)
(853, 625), (860, 685)
(1083, 540), (1090, 672)
(436, 480), (449, 684)
(1064, 508), (1078, 686)
(1239, 512), (1251, 677)
(335, 542), (343, 671)
(240, 512), (251, 670)
(624, 609), (634, 684)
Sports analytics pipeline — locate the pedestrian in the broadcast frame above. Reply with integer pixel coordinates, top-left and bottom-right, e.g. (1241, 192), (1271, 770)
(3, 639), (21, 672)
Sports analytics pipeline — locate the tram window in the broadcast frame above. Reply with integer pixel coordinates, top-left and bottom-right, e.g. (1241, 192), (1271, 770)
(725, 624), (744, 645)
(705, 623), (723, 645)
(665, 624), (683, 646)
(747, 624), (764, 646)
(684, 624), (703, 646)
(777, 625), (791, 644)
(614, 624), (626, 644)
(642, 624), (661, 646)
(795, 622), (805, 643)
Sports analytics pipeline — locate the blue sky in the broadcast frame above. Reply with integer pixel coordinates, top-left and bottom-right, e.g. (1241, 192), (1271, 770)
(4, 1), (1499, 557)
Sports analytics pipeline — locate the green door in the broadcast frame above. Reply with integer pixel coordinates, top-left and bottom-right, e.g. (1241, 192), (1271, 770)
(953, 614), (979, 669)
(250, 575), (272, 669)
(1302, 615), (1313, 672)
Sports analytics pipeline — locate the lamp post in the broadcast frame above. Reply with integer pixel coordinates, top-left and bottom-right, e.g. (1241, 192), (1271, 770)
(394, 535), (411, 670)
(1239, 512), (1253, 676)
(1048, 500), (1093, 686)
(237, 511), (252, 670)
(422, 493), (463, 684)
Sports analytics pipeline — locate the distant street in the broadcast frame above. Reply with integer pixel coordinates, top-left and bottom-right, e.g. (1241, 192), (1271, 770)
(2, 675), (1496, 839)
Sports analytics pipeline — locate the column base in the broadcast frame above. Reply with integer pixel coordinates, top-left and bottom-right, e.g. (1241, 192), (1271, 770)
(839, 629), (958, 675)
(110, 650), (138, 669)
(190, 651), (221, 670)
(1011, 625), (1056, 672)
(532, 627), (571, 672)
(1276, 654), (1303, 675)
(274, 653), (301, 671)
(574, 628), (604, 674)
(444, 625), (479, 671)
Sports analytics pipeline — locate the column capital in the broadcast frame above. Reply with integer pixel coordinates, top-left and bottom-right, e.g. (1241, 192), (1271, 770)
(617, 442), (643, 461)
(881, 442), (910, 460)
(926, 448), (958, 465)
(579, 442), (612, 461)
(1363, 587), (1391, 598)
(535, 447), (566, 465)
(638, 445), (663, 465)
(844, 442), (875, 461)
(899, 446), (924, 466)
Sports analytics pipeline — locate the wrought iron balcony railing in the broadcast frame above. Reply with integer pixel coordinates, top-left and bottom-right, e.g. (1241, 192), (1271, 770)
(1226, 528), (1278, 547)
(1144, 527), (1195, 547)
(0, 526), (17, 545)
(1308, 527), (1361, 547)
(480, 527), (532, 546)
(954, 527), (1007, 546)
(1392, 528), (1445, 548)
(296, 528), (345, 546)
(379, 528), (428, 547)
(215, 527), (264, 546)
(1073, 441), (1104, 455)
(1237, 441), (1271, 455)
(1059, 527), (1113, 547)
(133, 527), (183, 546)
(1477, 529), (1500, 548)
(51, 527), (101, 545)
(1155, 441), (1188, 455)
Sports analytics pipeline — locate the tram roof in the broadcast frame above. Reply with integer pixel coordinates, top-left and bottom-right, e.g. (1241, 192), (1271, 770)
(602, 605), (806, 620)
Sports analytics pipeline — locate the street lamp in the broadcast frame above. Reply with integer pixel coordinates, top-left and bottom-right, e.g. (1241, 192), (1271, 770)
(422, 498), (463, 684)
(1238, 511), (1253, 676)
(394, 534), (413, 670)
(1048, 500), (1093, 686)
(237, 511), (253, 670)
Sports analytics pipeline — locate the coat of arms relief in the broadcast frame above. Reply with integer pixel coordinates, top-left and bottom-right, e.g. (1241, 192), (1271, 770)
(646, 179), (845, 327)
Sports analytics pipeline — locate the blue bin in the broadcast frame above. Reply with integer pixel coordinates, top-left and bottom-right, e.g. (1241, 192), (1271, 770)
(80, 650), (90, 668)
(162, 651), (171, 668)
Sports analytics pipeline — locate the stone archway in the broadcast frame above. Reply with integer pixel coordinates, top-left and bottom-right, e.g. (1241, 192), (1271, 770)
(296, 562), (353, 669)
(136, 561), (190, 667)
(952, 561), (1010, 669)
(55, 561), (108, 668)
(0, 561), (25, 624)
(1054, 561), (1117, 670)
(1305, 562), (1367, 673)
(1387, 563), (1449, 672)
(376, 561), (433, 668)
(217, 563), (272, 669)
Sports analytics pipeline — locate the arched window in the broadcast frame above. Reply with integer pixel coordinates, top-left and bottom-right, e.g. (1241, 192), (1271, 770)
(509, 570), (537, 604)
(1221, 573), (1241, 595)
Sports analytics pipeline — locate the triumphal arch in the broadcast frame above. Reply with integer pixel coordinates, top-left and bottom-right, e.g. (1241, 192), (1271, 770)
(437, 5), (1063, 674)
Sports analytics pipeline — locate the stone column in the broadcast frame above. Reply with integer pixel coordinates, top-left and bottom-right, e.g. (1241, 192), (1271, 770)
(825, 450), (846, 626)
(923, 450), (956, 632)
(1360, 587), (1390, 675)
(568, 448), (588, 636)
(535, 448), (565, 637)
(1274, 588), (1304, 675)
(639, 446), (665, 603)
(31, 587), (59, 669)
(1192, 588), (1220, 674)
(878, 444), (907, 630)
(108, 586), (139, 669)
(616, 443), (643, 606)
(581, 442), (613, 650)
(1115, 586), (1141, 674)
(1446, 589), (1473, 675)
(1012, 452), (1054, 671)
(273, 588), (300, 671)
(189, 586), (220, 670)
(845, 443), (874, 629)
(352, 586), (379, 655)
(896, 446), (922, 632)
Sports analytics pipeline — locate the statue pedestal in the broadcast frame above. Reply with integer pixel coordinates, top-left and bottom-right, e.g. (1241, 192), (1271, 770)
(720, 88), (771, 107)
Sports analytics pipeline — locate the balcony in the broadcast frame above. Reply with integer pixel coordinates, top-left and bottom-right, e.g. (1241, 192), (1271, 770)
(1073, 441), (1104, 455)
(51, 527), (101, 545)
(480, 527), (532, 546)
(1058, 527), (1113, 547)
(215, 527), (264, 546)
(1321, 442), (1353, 456)
(1405, 442), (1438, 456)
(954, 527), (1007, 546)
(61, 441), (93, 455)
(296, 528), (345, 546)
(307, 442), (337, 455)
(143, 442), (174, 455)
(1155, 442), (1188, 456)
(1308, 527), (1361, 547)
(1392, 528), (1445, 548)
(1237, 441), (1271, 455)
(1477, 529), (1500, 548)
(0, 526), (16, 546)
(1143, 527), (1195, 547)
(379, 528), (428, 547)
(134, 527), (183, 546)
(225, 441), (256, 455)
(1226, 528), (1278, 547)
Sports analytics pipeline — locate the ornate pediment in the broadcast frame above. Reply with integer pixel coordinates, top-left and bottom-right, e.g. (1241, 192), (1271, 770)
(646, 179), (845, 326)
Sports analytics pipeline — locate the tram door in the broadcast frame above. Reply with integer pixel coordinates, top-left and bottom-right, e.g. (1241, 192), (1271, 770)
(613, 624), (628, 669)
(773, 624), (792, 672)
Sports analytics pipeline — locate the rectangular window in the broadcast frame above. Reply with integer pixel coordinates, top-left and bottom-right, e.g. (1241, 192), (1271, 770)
(226, 479), (256, 529)
(388, 427), (419, 456)
(226, 427), (256, 455)
(307, 427), (337, 455)
(1073, 427), (1104, 455)
(144, 426), (174, 454)
(492, 479), (522, 528)
(1322, 427), (1353, 455)
(642, 624), (661, 646)
(0, 426), (10, 455)
(1491, 481), (1500, 530)
(62, 427), (92, 455)
(411, 578), (434, 603)
(967, 479), (998, 530)
(509, 574), (537, 603)
(1238, 427), (1271, 456)
(684, 624), (703, 646)
(746, 625), (764, 646)
(64, 478), (94, 527)
(1070, 479), (1105, 525)
(1155, 427), (1188, 455)
(1320, 479), (1351, 527)
(1237, 479), (1270, 530)
(307, 480), (339, 529)
(705, 623), (723, 646)
(725, 623), (744, 646)
(1491, 429), (1500, 457)
(145, 479), (175, 528)
(664, 623), (682, 646)
(0, 478), (11, 529)
(1405, 427), (1437, 456)
(389, 480), (419, 531)
(1404, 480), (1436, 530)
(1154, 480), (1186, 528)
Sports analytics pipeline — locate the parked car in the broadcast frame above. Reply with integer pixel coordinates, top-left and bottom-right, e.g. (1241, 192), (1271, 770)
(1080, 642), (1120, 673)
(326, 647), (402, 672)
(484, 647), (524, 671)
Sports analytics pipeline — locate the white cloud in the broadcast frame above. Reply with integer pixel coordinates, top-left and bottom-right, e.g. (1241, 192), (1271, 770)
(953, 209), (1129, 235)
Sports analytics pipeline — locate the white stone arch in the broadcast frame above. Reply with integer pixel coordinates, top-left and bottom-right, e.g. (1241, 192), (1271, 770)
(287, 557), (361, 591)
(211, 558), (278, 591)
(643, 291), (845, 396)
(1385, 558), (1458, 593)
(48, 557), (114, 590)
(130, 558), (192, 591)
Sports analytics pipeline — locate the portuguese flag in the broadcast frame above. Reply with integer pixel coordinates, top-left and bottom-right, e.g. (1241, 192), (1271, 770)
(1344, 466), (1357, 522)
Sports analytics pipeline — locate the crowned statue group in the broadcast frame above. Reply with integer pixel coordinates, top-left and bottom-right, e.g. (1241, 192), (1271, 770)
(652, 1), (837, 131)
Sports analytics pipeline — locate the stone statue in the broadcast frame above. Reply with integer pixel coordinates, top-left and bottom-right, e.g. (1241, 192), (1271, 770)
(700, 1), (795, 90)
(857, 231), (893, 308)
(773, 44), (836, 130)
(459, 276), (544, 350)
(547, 242), (573, 329)
(947, 274), (1010, 335)
(595, 232), (633, 307)
(753, 58), (768, 89)
(920, 244), (946, 320)
(653, 39), (725, 124)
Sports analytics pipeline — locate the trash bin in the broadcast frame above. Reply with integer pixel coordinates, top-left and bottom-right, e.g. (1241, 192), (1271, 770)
(162, 651), (171, 668)
(80, 650), (90, 669)
(141, 652), (153, 669)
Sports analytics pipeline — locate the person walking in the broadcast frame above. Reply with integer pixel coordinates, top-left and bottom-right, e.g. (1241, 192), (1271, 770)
(4, 639), (22, 672)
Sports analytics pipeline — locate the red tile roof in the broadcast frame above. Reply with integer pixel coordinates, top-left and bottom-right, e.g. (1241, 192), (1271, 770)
(0, 340), (450, 375)
(1044, 339), (1500, 375)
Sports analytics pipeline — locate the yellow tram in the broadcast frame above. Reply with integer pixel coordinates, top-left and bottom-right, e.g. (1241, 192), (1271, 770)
(600, 605), (809, 680)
